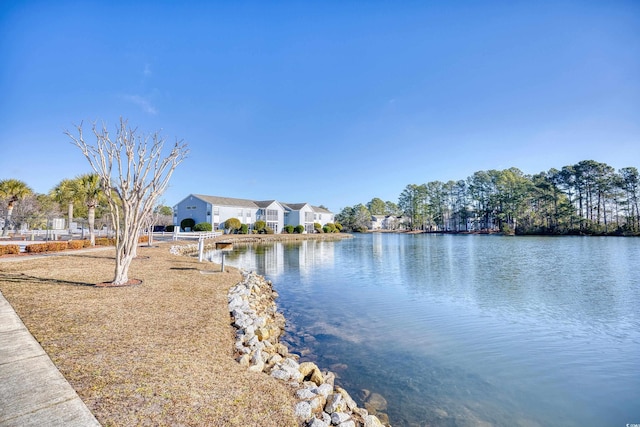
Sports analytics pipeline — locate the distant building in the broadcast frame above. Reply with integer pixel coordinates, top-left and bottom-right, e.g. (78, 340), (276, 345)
(369, 214), (409, 231)
(370, 215), (386, 230)
(173, 194), (335, 233)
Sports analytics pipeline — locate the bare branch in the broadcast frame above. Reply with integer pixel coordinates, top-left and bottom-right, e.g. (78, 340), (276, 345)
(67, 118), (189, 285)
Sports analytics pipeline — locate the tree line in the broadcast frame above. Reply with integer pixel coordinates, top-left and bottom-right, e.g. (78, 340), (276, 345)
(336, 160), (640, 235)
(0, 176), (173, 244)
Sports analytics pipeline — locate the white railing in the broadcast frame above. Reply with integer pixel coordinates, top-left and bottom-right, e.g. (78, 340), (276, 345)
(11, 229), (114, 241)
(171, 230), (222, 241)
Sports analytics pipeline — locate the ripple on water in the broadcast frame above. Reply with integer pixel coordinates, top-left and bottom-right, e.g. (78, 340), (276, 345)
(220, 235), (640, 427)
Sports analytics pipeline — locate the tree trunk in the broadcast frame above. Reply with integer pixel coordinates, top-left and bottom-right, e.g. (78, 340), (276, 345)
(68, 202), (74, 234)
(113, 249), (134, 285)
(112, 215), (139, 285)
(88, 206), (96, 245)
(2, 203), (14, 236)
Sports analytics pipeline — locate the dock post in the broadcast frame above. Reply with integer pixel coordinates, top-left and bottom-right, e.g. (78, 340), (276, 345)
(198, 237), (204, 262)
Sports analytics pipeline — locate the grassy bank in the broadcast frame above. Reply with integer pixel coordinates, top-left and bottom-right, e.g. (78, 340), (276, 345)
(0, 243), (299, 426)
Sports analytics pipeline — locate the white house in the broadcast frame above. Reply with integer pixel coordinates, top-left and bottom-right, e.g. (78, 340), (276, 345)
(370, 215), (386, 230)
(173, 194), (334, 233)
(255, 200), (287, 234)
(368, 215), (409, 231)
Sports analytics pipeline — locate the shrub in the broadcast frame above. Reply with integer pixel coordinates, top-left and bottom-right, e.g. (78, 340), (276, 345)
(265, 226), (274, 234)
(239, 224), (249, 234)
(95, 237), (116, 246)
(0, 245), (20, 255)
(314, 222), (323, 233)
(334, 222), (343, 232)
(180, 218), (196, 231)
(254, 220), (266, 233)
(165, 225), (175, 232)
(25, 242), (68, 253)
(138, 235), (149, 243)
(193, 222), (213, 232)
(224, 218), (242, 233)
(294, 225), (305, 234)
(67, 240), (84, 250)
(324, 223), (337, 233)
(284, 225), (294, 234)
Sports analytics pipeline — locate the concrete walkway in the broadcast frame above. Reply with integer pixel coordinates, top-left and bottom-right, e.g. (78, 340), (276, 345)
(0, 291), (101, 427)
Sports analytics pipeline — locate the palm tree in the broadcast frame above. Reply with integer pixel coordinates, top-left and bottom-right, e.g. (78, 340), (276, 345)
(51, 178), (80, 234)
(0, 179), (33, 236)
(76, 173), (103, 245)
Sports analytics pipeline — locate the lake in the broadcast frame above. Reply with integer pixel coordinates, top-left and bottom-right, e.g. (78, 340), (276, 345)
(207, 234), (640, 426)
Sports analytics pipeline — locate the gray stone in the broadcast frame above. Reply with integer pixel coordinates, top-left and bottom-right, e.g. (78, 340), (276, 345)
(307, 417), (330, 427)
(245, 325), (256, 336)
(270, 369), (290, 381)
(237, 354), (250, 367)
(296, 388), (318, 400)
(308, 395), (327, 414)
(294, 401), (313, 420)
(364, 415), (384, 427)
(317, 383), (333, 398)
(247, 335), (259, 348)
(324, 371), (336, 387)
(254, 316), (267, 327)
(324, 393), (344, 414)
(228, 295), (242, 310)
(330, 412), (352, 425)
(248, 351), (265, 372)
(321, 412), (332, 424)
(283, 357), (300, 370)
(267, 353), (283, 366)
(363, 392), (387, 412)
(336, 386), (357, 411)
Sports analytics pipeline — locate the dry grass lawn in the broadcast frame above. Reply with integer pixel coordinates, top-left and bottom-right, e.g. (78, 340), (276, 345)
(0, 243), (298, 427)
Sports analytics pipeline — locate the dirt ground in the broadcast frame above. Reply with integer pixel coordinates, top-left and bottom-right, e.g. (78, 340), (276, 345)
(0, 242), (300, 427)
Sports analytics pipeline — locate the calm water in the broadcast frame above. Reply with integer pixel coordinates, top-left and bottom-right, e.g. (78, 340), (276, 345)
(207, 234), (640, 426)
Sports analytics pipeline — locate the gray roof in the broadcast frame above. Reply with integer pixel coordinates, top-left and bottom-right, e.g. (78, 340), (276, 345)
(254, 200), (278, 208)
(283, 203), (309, 211)
(187, 195), (333, 213)
(311, 205), (332, 214)
(192, 194), (258, 208)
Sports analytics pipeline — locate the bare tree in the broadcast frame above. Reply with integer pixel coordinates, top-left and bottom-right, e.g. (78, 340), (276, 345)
(141, 203), (169, 247)
(67, 118), (188, 285)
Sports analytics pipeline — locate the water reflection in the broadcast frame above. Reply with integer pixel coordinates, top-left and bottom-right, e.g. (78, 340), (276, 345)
(204, 239), (336, 280)
(210, 234), (640, 427)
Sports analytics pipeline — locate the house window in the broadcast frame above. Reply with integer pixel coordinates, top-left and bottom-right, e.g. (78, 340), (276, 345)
(213, 207), (219, 215)
(267, 209), (278, 221)
(305, 212), (314, 222)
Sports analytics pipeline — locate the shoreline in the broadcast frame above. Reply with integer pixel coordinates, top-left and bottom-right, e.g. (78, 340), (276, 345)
(2, 234), (388, 425)
(170, 233), (391, 426)
(0, 245), (302, 426)
(228, 271), (388, 427)
(169, 232), (353, 257)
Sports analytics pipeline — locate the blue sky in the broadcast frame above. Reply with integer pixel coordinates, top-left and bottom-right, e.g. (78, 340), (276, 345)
(1, 1), (639, 212)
